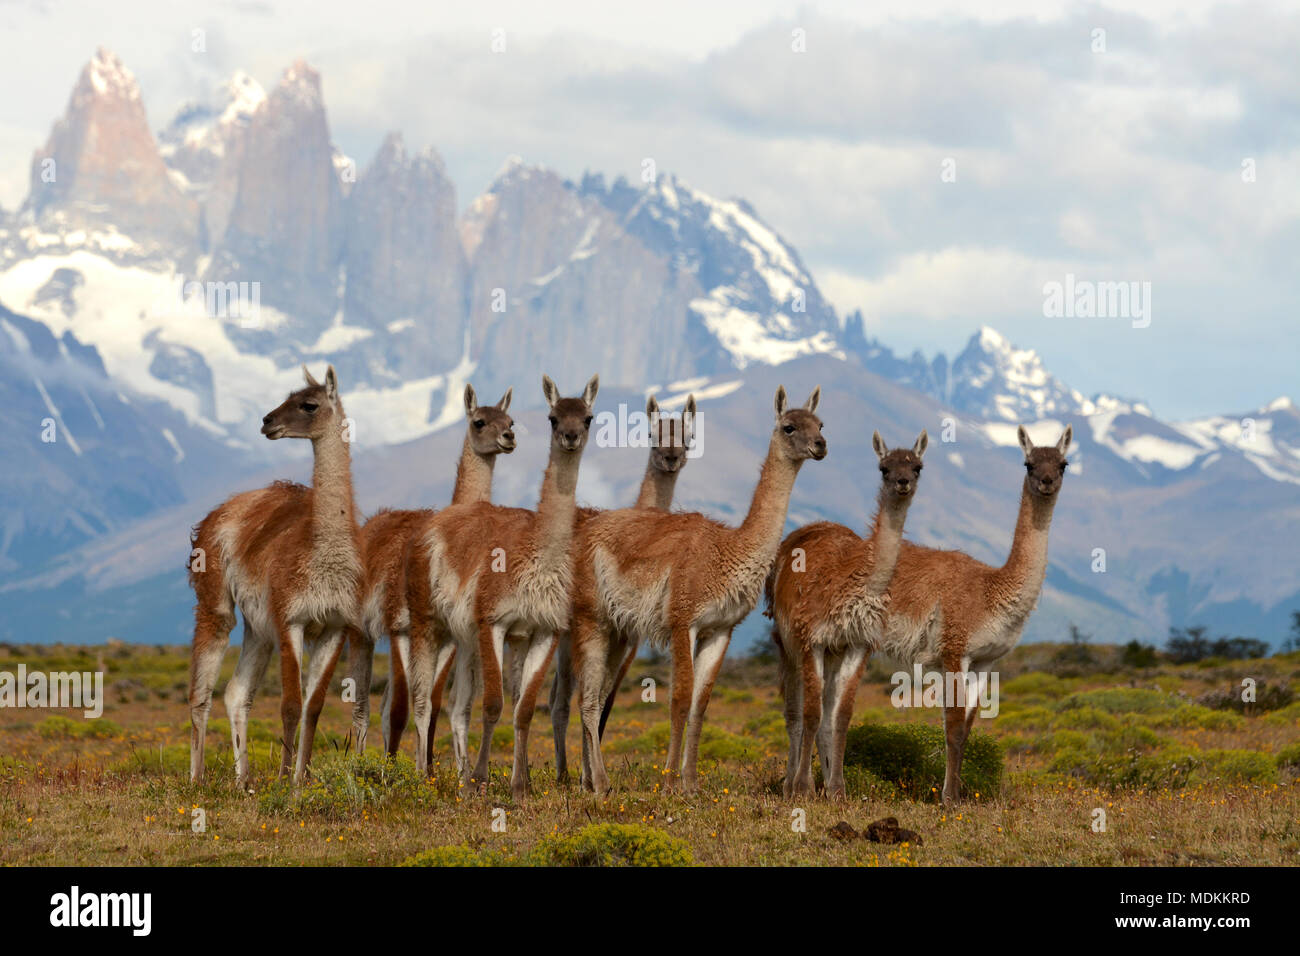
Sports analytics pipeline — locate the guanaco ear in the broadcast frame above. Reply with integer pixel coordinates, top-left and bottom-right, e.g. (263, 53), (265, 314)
(804, 386), (821, 413)
(496, 387), (512, 412)
(872, 430), (888, 463)
(683, 394), (698, 442)
(646, 394), (659, 419)
(582, 374), (600, 408)
(1056, 424), (1073, 455)
(542, 374), (560, 409)
(303, 365), (321, 387)
(464, 383), (478, 417)
(774, 385), (788, 418)
(912, 430), (929, 458)
(1017, 425), (1034, 460)
(324, 365), (338, 403)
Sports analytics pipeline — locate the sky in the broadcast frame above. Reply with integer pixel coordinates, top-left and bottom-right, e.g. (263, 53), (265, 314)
(0, 0), (1296, 419)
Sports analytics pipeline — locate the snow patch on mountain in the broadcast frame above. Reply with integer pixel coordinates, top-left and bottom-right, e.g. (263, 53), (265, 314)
(0, 250), (467, 447)
(691, 291), (841, 369)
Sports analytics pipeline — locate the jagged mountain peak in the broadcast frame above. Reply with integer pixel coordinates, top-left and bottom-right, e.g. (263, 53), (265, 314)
(279, 58), (324, 101)
(368, 131), (449, 177)
(159, 71), (266, 197)
(82, 47), (141, 102)
(18, 48), (195, 253)
(948, 325), (1080, 423)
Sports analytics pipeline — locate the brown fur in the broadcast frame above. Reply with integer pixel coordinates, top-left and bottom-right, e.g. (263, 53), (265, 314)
(551, 393), (697, 786)
(312, 385), (515, 757)
(570, 385), (826, 795)
(404, 375), (599, 801)
(765, 430), (928, 798)
(874, 424), (1072, 805)
(187, 366), (361, 787)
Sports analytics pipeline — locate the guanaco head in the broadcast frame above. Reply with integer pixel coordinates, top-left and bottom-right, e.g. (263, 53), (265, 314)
(464, 383), (516, 455)
(645, 393), (696, 474)
(872, 429), (927, 501)
(1018, 424), (1072, 499)
(261, 365), (342, 441)
(773, 385), (827, 462)
(542, 373), (599, 454)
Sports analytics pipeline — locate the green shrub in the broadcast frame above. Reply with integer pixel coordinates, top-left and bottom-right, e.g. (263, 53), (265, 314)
(1002, 673), (1072, 699)
(1263, 701), (1300, 726)
(998, 733), (1034, 755)
(83, 718), (123, 738)
(37, 716), (82, 738)
(1049, 743), (1201, 790)
(841, 721), (1002, 800)
(1057, 688), (1182, 715)
(998, 706), (1054, 732)
(258, 751), (429, 817)
(400, 845), (508, 867)
(529, 824), (693, 867)
(1146, 705), (1243, 731)
(1196, 749), (1276, 784)
(1052, 706), (1120, 731)
(842, 765), (900, 799)
(716, 688), (754, 704)
(1036, 729), (1091, 753)
(1276, 742), (1300, 771)
(107, 743), (191, 776)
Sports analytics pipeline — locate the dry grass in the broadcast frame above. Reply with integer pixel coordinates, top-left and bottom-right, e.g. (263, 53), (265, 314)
(1, 642), (1297, 866)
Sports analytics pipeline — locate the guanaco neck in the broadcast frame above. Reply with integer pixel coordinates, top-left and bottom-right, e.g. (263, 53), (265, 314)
(529, 444), (582, 573)
(310, 411), (357, 549)
(735, 439), (802, 568)
(992, 479), (1058, 610)
(859, 491), (912, 596)
(451, 431), (497, 505)
(635, 461), (680, 510)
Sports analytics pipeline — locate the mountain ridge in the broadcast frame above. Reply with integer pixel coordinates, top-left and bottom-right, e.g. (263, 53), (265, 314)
(0, 49), (1295, 646)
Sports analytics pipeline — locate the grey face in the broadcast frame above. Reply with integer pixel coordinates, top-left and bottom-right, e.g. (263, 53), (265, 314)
(1025, 446), (1069, 498)
(1018, 425), (1072, 498)
(878, 449), (924, 499)
(549, 397), (594, 452)
(543, 373), (599, 453)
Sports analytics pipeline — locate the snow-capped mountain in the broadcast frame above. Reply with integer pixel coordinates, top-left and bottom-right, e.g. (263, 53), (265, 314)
(580, 171), (842, 370)
(1, 49), (1296, 646)
(841, 317), (1300, 487)
(157, 71), (266, 201)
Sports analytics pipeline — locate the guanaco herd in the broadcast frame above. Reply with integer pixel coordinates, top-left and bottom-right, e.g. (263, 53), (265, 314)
(188, 366), (1070, 806)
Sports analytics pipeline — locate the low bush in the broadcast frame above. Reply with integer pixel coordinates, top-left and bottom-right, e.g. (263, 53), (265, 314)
(529, 823), (693, 867)
(1196, 749), (1276, 784)
(258, 751), (431, 817)
(1194, 681), (1293, 714)
(842, 721), (1002, 800)
(1057, 688), (1182, 715)
(399, 845), (509, 867)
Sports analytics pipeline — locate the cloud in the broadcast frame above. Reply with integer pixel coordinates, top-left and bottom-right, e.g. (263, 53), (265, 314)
(1, 0), (1297, 417)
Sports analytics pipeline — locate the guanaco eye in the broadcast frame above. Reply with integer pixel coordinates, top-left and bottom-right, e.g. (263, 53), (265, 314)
(473, 419), (486, 429)
(1025, 462), (1033, 471)
(301, 402), (318, 413)
(783, 424), (796, 434)
(548, 415), (558, 428)
(584, 416), (593, 428)
(1062, 460), (1069, 468)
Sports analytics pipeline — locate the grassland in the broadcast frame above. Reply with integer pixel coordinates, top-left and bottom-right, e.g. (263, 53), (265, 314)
(1, 640), (1297, 866)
